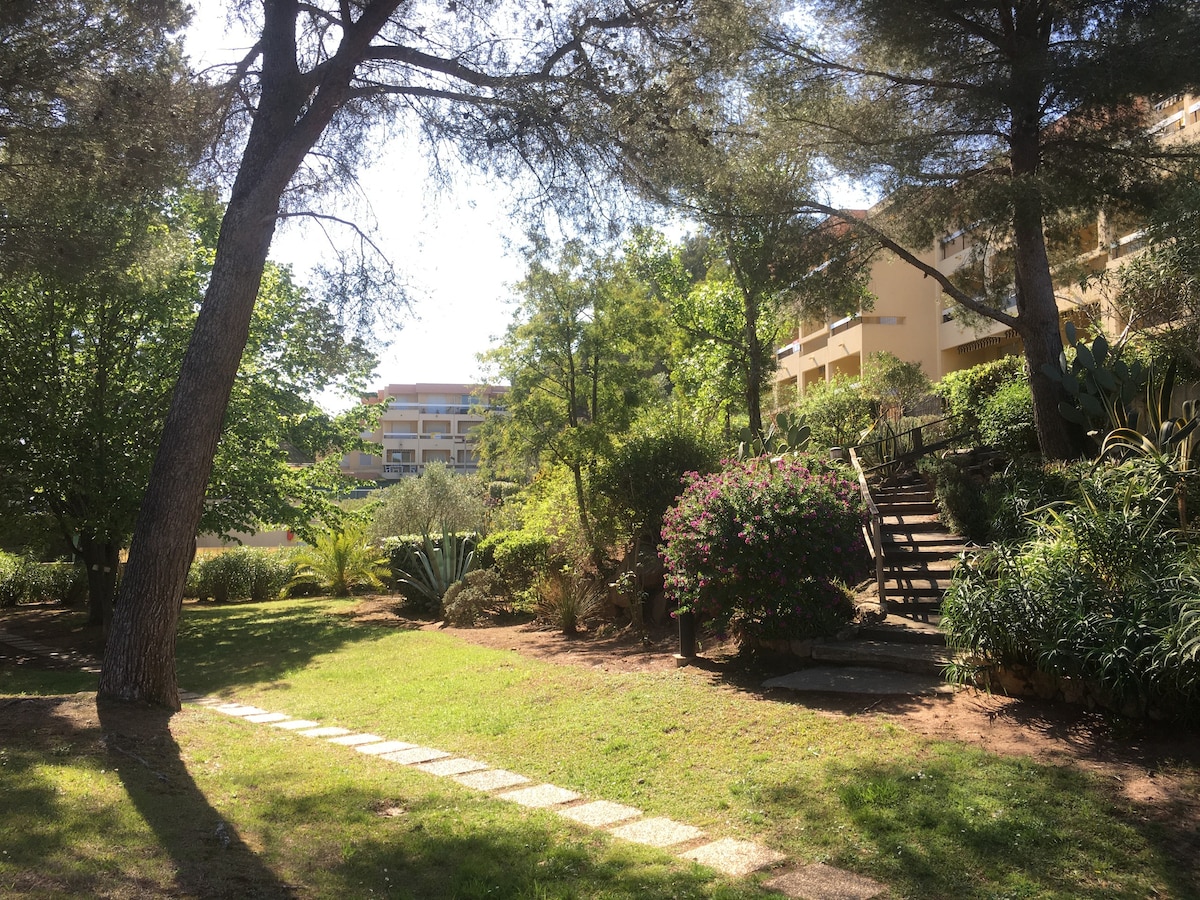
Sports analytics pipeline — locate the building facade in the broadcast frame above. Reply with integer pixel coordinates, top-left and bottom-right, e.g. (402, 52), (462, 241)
(773, 92), (1200, 409)
(341, 382), (508, 483)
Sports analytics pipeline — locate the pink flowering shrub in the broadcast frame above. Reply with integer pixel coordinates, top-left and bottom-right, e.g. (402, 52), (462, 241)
(661, 454), (869, 642)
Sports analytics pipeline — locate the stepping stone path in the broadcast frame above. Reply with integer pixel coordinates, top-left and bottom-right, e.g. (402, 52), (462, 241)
(183, 692), (884, 898)
(0, 630), (886, 899)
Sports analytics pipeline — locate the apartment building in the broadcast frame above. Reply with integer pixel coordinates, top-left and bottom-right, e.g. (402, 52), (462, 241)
(774, 92), (1200, 407)
(341, 382), (508, 483)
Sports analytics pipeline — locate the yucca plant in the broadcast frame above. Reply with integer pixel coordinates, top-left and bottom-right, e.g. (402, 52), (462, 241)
(392, 527), (476, 613)
(286, 526), (389, 598)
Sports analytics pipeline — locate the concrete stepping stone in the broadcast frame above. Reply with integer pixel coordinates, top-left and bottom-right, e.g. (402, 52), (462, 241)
(327, 733), (386, 746)
(764, 863), (884, 900)
(296, 726), (352, 738)
(355, 740), (416, 755)
(764, 666), (956, 696)
(608, 817), (704, 848)
(557, 800), (642, 828)
(452, 769), (531, 791)
(681, 838), (785, 878)
(414, 757), (491, 776)
(214, 704), (269, 716)
(270, 719), (322, 730)
(379, 746), (451, 765)
(244, 712), (291, 723)
(497, 784), (581, 808)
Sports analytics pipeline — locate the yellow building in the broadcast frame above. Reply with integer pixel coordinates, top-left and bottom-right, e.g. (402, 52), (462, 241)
(774, 92), (1200, 408)
(341, 382), (507, 482)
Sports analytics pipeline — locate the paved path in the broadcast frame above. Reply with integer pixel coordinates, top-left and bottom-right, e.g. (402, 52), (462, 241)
(0, 630), (886, 899)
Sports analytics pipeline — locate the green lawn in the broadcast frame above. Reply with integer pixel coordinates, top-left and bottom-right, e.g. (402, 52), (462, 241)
(3, 597), (1198, 899)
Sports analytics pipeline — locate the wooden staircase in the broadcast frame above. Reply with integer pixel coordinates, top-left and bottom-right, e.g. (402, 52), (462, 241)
(872, 472), (968, 620)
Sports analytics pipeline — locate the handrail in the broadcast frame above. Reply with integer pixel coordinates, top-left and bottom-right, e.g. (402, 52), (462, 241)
(848, 446), (886, 610)
(851, 414), (969, 477)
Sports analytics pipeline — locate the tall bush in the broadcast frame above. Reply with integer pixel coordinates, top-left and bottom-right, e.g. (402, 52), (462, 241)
(661, 454), (868, 642)
(943, 459), (1200, 719)
(935, 356), (1025, 439)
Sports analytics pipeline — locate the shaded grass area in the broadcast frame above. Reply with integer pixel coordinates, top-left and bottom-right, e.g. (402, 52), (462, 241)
(180, 599), (1200, 900)
(0, 695), (763, 899)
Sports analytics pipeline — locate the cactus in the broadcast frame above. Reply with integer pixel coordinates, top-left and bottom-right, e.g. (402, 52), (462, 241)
(1042, 321), (1146, 435)
(737, 410), (812, 459)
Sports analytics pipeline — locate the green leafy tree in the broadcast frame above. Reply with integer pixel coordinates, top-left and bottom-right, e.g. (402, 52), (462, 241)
(105, 0), (753, 707)
(481, 240), (671, 568)
(860, 351), (932, 417)
(794, 375), (875, 450)
(0, 193), (377, 632)
(367, 462), (486, 542)
(757, 0), (1200, 460)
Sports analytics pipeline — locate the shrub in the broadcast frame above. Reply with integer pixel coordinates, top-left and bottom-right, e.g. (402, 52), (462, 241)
(935, 356), (1025, 439)
(191, 548), (293, 603)
(980, 380), (1038, 456)
(661, 454), (868, 643)
(536, 568), (604, 635)
(25, 563), (87, 605)
(793, 374), (875, 450)
(942, 459), (1200, 719)
(0, 554), (85, 606)
(592, 417), (720, 550)
(442, 569), (508, 627)
(475, 530), (554, 598)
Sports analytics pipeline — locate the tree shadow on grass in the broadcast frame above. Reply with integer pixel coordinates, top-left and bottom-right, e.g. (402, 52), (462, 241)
(754, 754), (1198, 900)
(175, 598), (408, 696)
(0, 695), (298, 897)
(95, 698), (301, 898)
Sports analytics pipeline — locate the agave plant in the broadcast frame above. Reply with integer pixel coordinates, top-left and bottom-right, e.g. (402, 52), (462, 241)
(1099, 361), (1199, 530)
(392, 527), (476, 610)
(286, 525), (389, 598)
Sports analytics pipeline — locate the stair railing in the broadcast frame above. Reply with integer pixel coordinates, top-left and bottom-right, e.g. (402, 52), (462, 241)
(848, 446), (886, 608)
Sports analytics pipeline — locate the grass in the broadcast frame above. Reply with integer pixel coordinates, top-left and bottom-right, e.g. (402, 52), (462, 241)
(4, 596), (1199, 899)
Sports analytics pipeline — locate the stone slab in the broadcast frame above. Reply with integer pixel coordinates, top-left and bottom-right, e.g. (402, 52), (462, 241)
(557, 800), (643, 828)
(452, 769), (531, 791)
(356, 740), (417, 755)
(214, 704), (269, 716)
(270, 719), (322, 730)
(681, 838), (785, 878)
(379, 747), (451, 766)
(763, 666), (957, 696)
(764, 864), (884, 900)
(296, 726), (351, 738)
(414, 757), (491, 776)
(497, 784), (581, 808)
(327, 733), (386, 746)
(608, 817), (704, 848)
(243, 712), (291, 724)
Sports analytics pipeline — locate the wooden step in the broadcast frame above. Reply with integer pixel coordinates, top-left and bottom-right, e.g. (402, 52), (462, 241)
(858, 615), (946, 646)
(876, 501), (940, 516)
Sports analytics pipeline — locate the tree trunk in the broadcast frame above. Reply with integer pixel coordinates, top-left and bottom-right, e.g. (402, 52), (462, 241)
(99, 198), (279, 709)
(80, 536), (120, 639)
(1009, 80), (1083, 462)
(97, 0), (374, 708)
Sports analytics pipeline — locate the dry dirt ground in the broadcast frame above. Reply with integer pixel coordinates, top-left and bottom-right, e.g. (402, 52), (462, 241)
(4, 597), (1199, 828)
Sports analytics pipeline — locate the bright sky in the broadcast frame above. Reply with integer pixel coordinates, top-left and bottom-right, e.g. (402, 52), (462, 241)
(185, 8), (527, 401)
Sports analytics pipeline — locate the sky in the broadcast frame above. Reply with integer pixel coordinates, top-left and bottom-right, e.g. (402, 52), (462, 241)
(185, 8), (529, 399)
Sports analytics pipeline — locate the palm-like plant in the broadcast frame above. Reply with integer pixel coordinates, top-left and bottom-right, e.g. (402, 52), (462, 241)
(286, 525), (389, 597)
